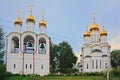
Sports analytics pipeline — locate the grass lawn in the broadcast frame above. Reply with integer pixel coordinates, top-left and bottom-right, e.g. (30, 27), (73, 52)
(5, 76), (120, 80)
(5, 76), (109, 80)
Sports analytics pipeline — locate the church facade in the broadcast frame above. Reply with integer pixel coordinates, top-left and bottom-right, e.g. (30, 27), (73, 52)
(81, 18), (111, 72)
(6, 9), (50, 76)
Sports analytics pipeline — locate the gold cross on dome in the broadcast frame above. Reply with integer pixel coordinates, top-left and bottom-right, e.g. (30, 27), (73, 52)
(102, 22), (105, 29)
(86, 23), (88, 30)
(17, 9), (21, 17)
(102, 22), (104, 26)
(42, 12), (44, 19)
(92, 12), (96, 22)
(29, 4), (34, 12)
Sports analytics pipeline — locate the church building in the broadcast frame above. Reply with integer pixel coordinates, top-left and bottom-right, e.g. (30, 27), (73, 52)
(81, 16), (111, 72)
(6, 7), (50, 76)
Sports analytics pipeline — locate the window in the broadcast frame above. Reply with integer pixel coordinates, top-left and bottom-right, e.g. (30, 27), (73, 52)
(11, 37), (19, 53)
(100, 60), (101, 69)
(26, 64), (27, 69)
(14, 64), (16, 68)
(87, 63), (88, 69)
(105, 63), (107, 68)
(39, 38), (46, 54)
(24, 36), (34, 54)
(92, 60), (94, 69)
(41, 64), (43, 69)
(96, 60), (98, 69)
(30, 64), (32, 69)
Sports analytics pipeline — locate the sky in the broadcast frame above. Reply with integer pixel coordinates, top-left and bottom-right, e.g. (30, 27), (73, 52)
(0, 0), (120, 56)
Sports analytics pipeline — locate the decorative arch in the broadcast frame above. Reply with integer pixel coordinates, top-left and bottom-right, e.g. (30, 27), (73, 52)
(84, 55), (91, 58)
(39, 38), (46, 54)
(91, 49), (102, 53)
(11, 36), (19, 53)
(24, 35), (34, 54)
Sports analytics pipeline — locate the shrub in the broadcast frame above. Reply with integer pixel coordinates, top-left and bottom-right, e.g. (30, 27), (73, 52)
(110, 68), (120, 77)
(83, 72), (103, 76)
(4, 71), (12, 78)
(0, 64), (6, 73)
(12, 73), (20, 76)
(0, 72), (5, 80)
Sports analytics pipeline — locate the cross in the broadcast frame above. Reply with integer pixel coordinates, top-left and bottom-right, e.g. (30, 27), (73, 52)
(29, 4), (34, 13)
(102, 22), (104, 29)
(17, 9), (21, 17)
(42, 12), (44, 19)
(86, 23), (88, 30)
(92, 12), (96, 22)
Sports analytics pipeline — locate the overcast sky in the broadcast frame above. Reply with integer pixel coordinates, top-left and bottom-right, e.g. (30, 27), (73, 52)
(0, 0), (120, 54)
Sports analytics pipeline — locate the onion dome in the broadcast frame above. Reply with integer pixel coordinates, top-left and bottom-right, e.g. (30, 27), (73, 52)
(39, 15), (46, 27)
(84, 24), (90, 37)
(84, 29), (90, 37)
(14, 16), (22, 25)
(90, 22), (99, 31)
(26, 12), (36, 23)
(100, 27), (107, 36)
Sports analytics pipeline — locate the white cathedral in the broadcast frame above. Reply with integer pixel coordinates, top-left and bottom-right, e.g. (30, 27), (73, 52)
(6, 9), (50, 76)
(80, 17), (111, 72)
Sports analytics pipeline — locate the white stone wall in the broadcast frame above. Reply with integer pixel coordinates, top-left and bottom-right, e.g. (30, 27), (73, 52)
(14, 24), (21, 33)
(26, 22), (35, 32)
(7, 31), (50, 76)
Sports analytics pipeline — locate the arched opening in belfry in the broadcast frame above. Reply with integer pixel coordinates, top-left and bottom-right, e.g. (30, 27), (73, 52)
(11, 36), (19, 53)
(39, 38), (46, 54)
(24, 35), (34, 54)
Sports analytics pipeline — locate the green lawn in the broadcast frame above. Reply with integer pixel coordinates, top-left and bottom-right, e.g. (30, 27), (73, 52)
(5, 76), (119, 80)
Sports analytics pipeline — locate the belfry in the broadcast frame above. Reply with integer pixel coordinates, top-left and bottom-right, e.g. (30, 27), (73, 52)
(6, 5), (50, 76)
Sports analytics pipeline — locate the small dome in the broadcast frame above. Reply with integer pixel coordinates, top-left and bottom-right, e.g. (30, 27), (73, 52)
(84, 30), (90, 37)
(100, 28), (107, 36)
(39, 17), (46, 27)
(26, 14), (35, 23)
(90, 22), (99, 31)
(14, 16), (22, 25)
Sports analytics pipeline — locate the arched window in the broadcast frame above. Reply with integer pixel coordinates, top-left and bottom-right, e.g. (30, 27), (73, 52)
(39, 38), (46, 54)
(24, 36), (34, 54)
(11, 37), (19, 53)
(92, 60), (94, 69)
(87, 63), (88, 69)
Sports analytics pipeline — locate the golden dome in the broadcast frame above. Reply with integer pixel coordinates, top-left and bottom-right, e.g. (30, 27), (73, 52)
(84, 30), (90, 37)
(90, 22), (99, 31)
(14, 16), (22, 25)
(100, 28), (107, 36)
(39, 16), (46, 27)
(26, 14), (36, 23)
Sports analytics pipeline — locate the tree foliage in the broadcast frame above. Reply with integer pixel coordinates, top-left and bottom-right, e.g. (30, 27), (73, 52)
(0, 27), (4, 63)
(0, 27), (6, 80)
(50, 41), (77, 74)
(111, 50), (120, 68)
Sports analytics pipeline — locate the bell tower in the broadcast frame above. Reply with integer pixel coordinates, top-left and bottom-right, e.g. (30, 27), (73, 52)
(14, 10), (22, 33)
(39, 13), (47, 33)
(6, 5), (50, 76)
(26, 4), (35, 32)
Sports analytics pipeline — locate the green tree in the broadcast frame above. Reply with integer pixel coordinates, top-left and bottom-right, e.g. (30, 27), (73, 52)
(0, 27), (4, 64)
(111, 50), (120, 68)
(50, 43), (59, 73)
(50, 41), (77, 74)
(0, 27), (5, 80)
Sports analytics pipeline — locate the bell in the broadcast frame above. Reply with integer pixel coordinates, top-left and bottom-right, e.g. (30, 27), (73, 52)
(28, 42), (32, 47)
(40, 43), (44, 48)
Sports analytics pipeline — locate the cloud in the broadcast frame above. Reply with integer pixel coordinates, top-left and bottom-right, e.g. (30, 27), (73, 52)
(75, 51), (82, 64)
(109, 35), (120, 51)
